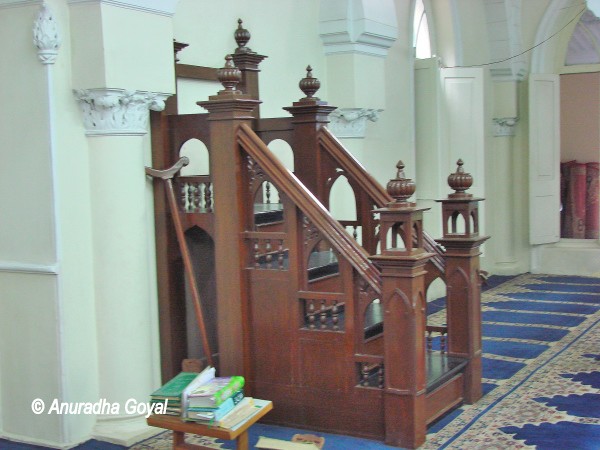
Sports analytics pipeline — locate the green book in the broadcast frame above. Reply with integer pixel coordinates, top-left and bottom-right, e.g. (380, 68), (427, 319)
(151, 372), (198, 399)
(188, 376), (245, 407)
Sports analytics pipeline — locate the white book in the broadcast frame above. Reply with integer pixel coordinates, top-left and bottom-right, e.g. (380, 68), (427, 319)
(181, 365), (215, 417)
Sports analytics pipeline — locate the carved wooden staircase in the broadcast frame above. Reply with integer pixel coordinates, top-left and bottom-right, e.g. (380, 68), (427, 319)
(148, 22), (488, 449)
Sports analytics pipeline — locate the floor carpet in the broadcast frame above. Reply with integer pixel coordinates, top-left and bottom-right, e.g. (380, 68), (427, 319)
(2, 274), (599, 449)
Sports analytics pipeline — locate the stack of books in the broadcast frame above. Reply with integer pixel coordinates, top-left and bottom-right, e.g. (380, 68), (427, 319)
(184, 372), (245, 424)
(151, 366), (272, 430)
(149, 371), (199, 416)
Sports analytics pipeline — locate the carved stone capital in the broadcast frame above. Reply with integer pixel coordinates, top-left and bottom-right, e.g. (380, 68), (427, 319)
(73, 88), (170, 136)
(328, 108), (383, 138)
(493, 117), (519, 137)
(33, 2), (61, 65)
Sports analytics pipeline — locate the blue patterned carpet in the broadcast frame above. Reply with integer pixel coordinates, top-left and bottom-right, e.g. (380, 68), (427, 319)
(2, 274), (599, 449)
(422, 273), (600, 449)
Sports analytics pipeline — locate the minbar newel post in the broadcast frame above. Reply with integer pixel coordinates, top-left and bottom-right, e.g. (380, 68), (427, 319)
(283, 67), (336, 202)
(197, 56), (261, 376)
(369, 162), (433, 449)
(231, 19), (267, 118)
(436, 160), (489, 403)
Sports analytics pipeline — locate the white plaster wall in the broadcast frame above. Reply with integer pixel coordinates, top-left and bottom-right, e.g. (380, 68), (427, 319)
(0, 0), (100, 445)
(70, 2), (176, 93)
(0, 273), (63, 443)
(0, 3), (56, 265)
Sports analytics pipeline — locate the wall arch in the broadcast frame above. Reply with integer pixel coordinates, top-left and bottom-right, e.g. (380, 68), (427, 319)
(531, 0), (585, 74)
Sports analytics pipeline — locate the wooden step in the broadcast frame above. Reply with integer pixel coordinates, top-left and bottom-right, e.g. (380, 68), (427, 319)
(254, 203), (284, 225)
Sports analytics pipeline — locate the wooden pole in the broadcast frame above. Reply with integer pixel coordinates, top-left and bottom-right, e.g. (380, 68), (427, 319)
(146, 157), (214, 368)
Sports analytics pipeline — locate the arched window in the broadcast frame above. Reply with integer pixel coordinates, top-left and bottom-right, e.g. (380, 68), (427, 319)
(413, 0), (432, 59)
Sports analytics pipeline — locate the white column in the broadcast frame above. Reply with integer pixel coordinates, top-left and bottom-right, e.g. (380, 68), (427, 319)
(318, 0), (397, 186)
(73, 89), (167, 445)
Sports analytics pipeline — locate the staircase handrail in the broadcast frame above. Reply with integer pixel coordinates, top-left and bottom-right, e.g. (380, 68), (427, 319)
(237, 123), (381, 294)
(317, 127), (446, 275)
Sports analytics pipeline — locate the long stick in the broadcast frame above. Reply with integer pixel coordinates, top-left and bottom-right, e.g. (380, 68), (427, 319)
(146, 157), (214, 368)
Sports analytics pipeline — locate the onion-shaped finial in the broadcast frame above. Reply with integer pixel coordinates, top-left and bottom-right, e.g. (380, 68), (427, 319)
(299, 65), (320, 100)
(386, 161), (416, 206)
(216, 55), (241, 92)
(447, 159), (473, 197)
(234, 19), (252, 53)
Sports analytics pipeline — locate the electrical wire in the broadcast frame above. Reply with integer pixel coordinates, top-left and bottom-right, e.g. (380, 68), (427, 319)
(442, 4), (587, 69)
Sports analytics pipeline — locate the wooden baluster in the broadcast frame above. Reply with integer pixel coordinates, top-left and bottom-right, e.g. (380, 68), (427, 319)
(265, 239), (272, 269)
(378, 364), (384, 389)
(253, 239), (260, 268)
(332, 300), (339, 330)
(320, 300), (327, 329)
(204, 182), (212, 212)
(361, 363), (369, 386)
(265, 181), (271, 204)
(353, 225), (358, 240)
(187, 183), (195, 213)
(277, 239), (284, 270)
(180, 182), (188, 211)
(193, 182), (201, 211)
(426, 330), (433, 353)
(440, 331), (446, 354)
(307, 300), (316, 329)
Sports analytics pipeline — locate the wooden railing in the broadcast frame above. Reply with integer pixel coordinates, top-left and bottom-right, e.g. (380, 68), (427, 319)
(317, 127), (446, 278)
(176, 175), (213, 213)
(237, 123), (381, 293)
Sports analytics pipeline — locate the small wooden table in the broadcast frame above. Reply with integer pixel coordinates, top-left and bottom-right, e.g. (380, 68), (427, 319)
(147, 401), (272, 450)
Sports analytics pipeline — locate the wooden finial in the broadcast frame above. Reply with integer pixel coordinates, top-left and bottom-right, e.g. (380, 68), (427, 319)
(216, 54), (241, 92)
(234, 18), (252, 53)
(386, 160), (416, 207)
(299, 65), (321, 101)
(396, 160), (406, 178)
(447, 159), (473, 197)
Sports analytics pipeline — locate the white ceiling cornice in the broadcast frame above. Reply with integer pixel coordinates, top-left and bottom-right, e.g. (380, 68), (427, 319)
(0, 0), (42, 9)
(67, 0), (179, 17)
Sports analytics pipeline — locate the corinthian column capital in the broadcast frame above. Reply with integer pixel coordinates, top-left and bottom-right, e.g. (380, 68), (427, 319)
(73, 88), (170, 136)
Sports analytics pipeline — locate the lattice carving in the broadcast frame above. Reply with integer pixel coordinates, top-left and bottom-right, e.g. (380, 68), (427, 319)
(302, 215), (321, 249)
